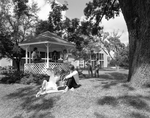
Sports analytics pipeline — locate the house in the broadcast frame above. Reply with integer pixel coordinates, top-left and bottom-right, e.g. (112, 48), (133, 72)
(90, 49), (108, 68)
(66, 49), (108, 69)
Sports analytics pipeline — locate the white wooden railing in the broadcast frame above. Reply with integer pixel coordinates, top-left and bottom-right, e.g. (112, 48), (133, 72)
(24, 62), (68, 75)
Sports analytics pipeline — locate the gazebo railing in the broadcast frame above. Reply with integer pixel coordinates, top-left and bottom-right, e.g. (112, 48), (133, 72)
(24, 62), (68, 75)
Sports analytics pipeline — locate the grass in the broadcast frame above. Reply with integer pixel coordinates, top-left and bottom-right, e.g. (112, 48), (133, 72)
(0, 69), (150, 118)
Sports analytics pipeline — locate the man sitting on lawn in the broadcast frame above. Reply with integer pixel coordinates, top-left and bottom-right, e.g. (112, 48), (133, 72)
(63, 65), (80, 92)
(36, 68), (64, 97)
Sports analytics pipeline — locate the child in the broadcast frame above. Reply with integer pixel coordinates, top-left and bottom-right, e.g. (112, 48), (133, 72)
(36, 68), (64, 97)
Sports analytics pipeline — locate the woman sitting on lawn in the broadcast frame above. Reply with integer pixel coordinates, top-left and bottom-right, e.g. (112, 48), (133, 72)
(64, 65), (80, 92)
(36, 68), (64, 97)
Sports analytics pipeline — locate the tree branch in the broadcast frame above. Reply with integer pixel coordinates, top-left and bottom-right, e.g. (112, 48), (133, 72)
(96, 0), (117, 25)
(5, 15), (15, 31)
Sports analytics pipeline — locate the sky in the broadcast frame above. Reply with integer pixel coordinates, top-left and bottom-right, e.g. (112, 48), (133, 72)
(30, 0), (128, 45)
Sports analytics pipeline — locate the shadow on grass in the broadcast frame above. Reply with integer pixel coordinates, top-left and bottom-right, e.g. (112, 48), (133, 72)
(13, 113), (55, 118)
(98, 72), (128, 81)
(28, 113), (55, 118)
(118, 96), (150, 112)
(97, 96), (118, 107)
(94, 81), (119, 89)
(121, 83), (135, 91)
(5, 86), (59, 118)
(13, 114), (24, 118)
(101, 82), (118, 89)
(99, 81), (135, 90)
(94, 72), (128, 89)
(94, 112), (107, 118)
(130, 112), (148, 118)
(97, 95), (150, 112)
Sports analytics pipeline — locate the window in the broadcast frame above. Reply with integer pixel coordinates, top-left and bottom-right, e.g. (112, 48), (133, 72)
(91, 60), (96, 67)
(99, 61), (104, 68)
(99, 53), (104, 60)
(91, 53), (96, 60)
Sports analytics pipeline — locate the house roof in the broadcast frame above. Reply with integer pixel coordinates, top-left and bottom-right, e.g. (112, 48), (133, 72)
(19, 31), (75, 47)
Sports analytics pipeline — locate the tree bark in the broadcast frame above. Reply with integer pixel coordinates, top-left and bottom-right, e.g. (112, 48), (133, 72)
(119, 0), (150, 88)
(14, 59), (20, 72)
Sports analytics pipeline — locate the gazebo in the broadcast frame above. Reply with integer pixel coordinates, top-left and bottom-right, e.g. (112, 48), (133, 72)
(19, 31), (75, 74)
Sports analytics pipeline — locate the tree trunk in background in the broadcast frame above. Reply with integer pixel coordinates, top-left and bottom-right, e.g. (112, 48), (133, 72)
(14, 59), (20, 72)
(119, 0), (150, 88)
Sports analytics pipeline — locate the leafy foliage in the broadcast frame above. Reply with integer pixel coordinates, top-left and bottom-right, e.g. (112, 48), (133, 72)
(114, 44), (129, 68)
(0, 0), (39, 71)
(35, 1), (101, 54)
(1, 69), (24, 84)
(103, 31), (125, 67)
(84, 0), (120, 26)
(104, 31), (125, 57)
(35, 1), (68, 36)
(20, 73), (49, 85)
(0, 69), (49, 85)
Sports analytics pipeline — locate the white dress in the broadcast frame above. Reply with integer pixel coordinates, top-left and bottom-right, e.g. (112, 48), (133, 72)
(46, 81), (57, 90)
(46, 75), (60, 90)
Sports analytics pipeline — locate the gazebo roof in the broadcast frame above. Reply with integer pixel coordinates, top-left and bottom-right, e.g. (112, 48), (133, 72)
(19, 31), (74, 47)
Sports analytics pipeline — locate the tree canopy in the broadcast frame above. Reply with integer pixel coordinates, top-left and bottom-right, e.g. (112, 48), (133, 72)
(35, 1), (102, 53)
(0, 0), (39, 70)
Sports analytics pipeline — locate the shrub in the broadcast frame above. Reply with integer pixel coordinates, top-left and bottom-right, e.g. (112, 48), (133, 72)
(0, 68), (49, 85)
(20, 73), (49, 85)
(0, 70), (24, 84)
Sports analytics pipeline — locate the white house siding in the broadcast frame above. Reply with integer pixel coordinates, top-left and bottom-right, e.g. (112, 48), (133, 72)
(103, 51), (108, 68)
(90, 50), (108, 68)
(0, 58), (12, 67)
(99, 50), (108, 68)
(68, 50), (108, 69)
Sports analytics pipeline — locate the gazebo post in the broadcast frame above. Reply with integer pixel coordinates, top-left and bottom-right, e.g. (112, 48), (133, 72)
(25, 46), (28, 64)
(46, 43), (50, 68)
(96, 52), (97, 60)
(29, 46), (31, 63)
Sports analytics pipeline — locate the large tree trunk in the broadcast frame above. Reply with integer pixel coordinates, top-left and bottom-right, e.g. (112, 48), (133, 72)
(119, 0), (150, 88)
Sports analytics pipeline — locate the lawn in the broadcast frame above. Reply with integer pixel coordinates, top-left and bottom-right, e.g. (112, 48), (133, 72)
(0, 69), (150, 118)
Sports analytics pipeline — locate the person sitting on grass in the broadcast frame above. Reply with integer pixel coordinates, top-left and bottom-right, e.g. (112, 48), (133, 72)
(63, 65), (80, 92)
(36, 68), (64, 97)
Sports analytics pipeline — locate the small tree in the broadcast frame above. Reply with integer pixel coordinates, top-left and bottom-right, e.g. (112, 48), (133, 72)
(104, 31), (125, 69)
(114, 44), (129, 68)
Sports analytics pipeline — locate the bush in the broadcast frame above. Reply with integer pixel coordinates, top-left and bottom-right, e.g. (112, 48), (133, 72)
(0, 68), (49, 85)
(0, 70), (24, 84)
(20, 73), (49, 85)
